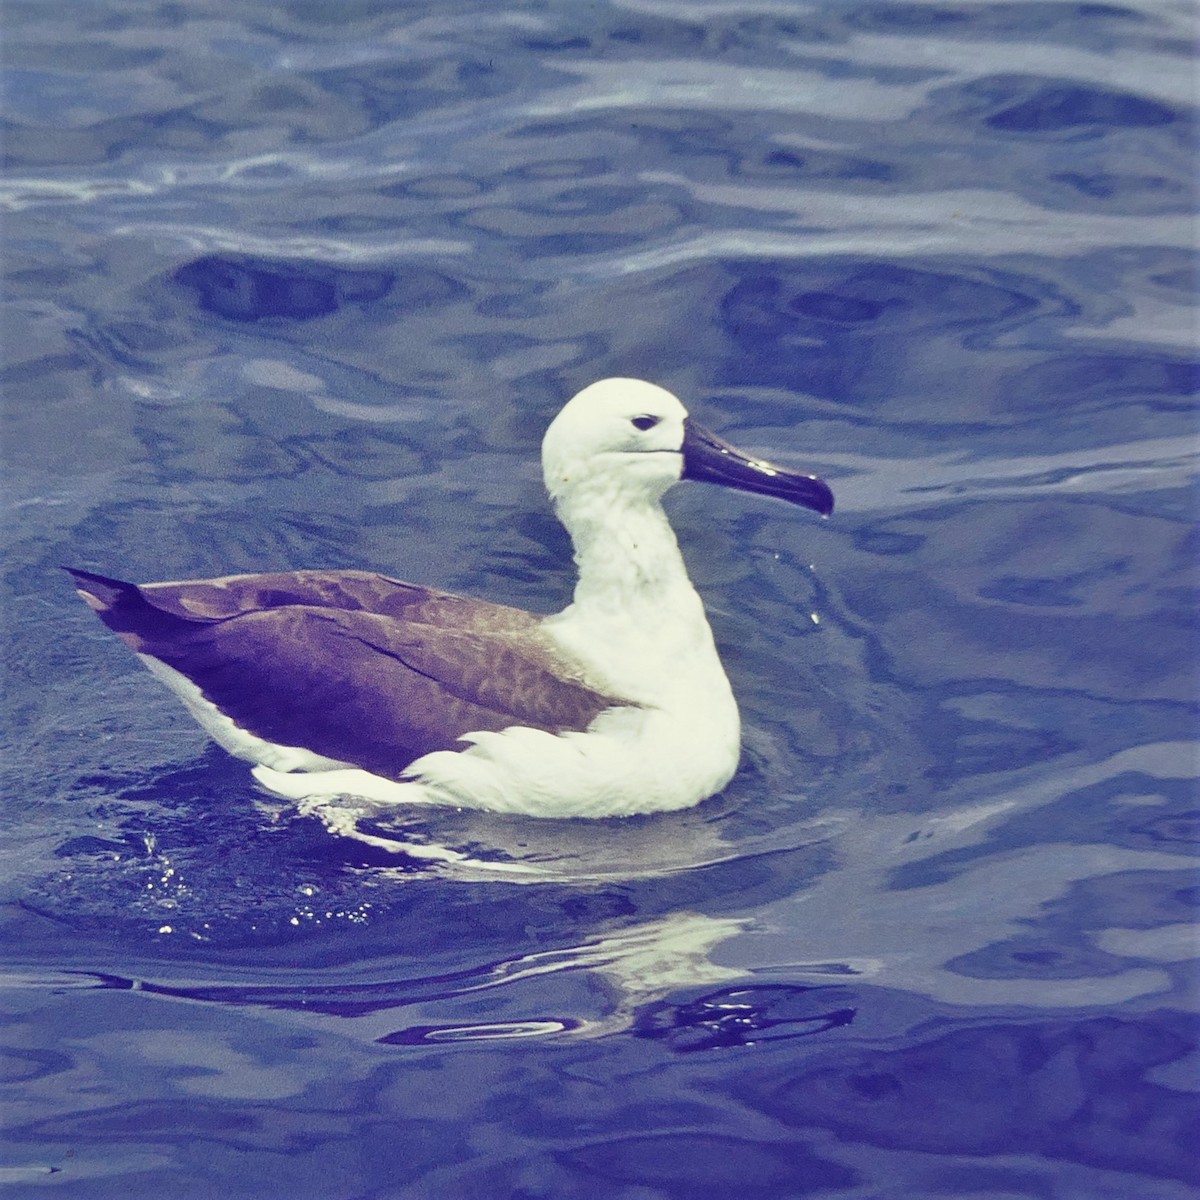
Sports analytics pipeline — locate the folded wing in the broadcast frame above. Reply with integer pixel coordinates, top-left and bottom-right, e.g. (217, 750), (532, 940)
(67, 568), (619, 779)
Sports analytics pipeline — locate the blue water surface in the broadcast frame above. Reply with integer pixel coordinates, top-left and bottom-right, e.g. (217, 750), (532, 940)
(2, 1), (1198, 1196)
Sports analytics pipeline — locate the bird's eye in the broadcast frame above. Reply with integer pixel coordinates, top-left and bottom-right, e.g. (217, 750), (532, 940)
(631, 415), (660, 431)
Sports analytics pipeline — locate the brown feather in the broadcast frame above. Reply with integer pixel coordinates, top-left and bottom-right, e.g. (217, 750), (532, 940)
(67, 568), (620, 779)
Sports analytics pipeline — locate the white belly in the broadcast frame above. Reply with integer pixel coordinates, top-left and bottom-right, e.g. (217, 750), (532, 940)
(251, 696), (741, 819)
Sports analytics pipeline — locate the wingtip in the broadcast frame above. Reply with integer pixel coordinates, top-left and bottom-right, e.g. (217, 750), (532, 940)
(64, 567), (137, 612)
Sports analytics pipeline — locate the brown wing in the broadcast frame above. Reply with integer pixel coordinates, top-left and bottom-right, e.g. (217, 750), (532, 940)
(67, 568), (618, 779)
(134, 569), (543, 634)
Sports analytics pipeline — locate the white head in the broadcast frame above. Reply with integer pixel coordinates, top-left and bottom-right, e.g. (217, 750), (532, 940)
(542, 378), (688, 507)
(543, 377), (835, 520)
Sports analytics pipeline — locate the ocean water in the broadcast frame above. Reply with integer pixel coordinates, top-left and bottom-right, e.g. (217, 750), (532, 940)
(2, 1), (1197, 1196)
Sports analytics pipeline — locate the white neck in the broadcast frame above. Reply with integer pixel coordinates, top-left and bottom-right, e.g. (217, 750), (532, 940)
(558, 484), (696, 615)
(542, 480), (727, 706)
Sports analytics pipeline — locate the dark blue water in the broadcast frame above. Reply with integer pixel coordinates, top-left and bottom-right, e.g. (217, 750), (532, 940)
(3, 1), (1197, 1196)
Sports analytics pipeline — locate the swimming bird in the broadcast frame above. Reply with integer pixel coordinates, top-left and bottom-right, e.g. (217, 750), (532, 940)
(68, 378), (832, 819)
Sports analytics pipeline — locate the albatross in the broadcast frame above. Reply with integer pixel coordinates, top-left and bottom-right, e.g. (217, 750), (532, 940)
(68, 378), (833, 819)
